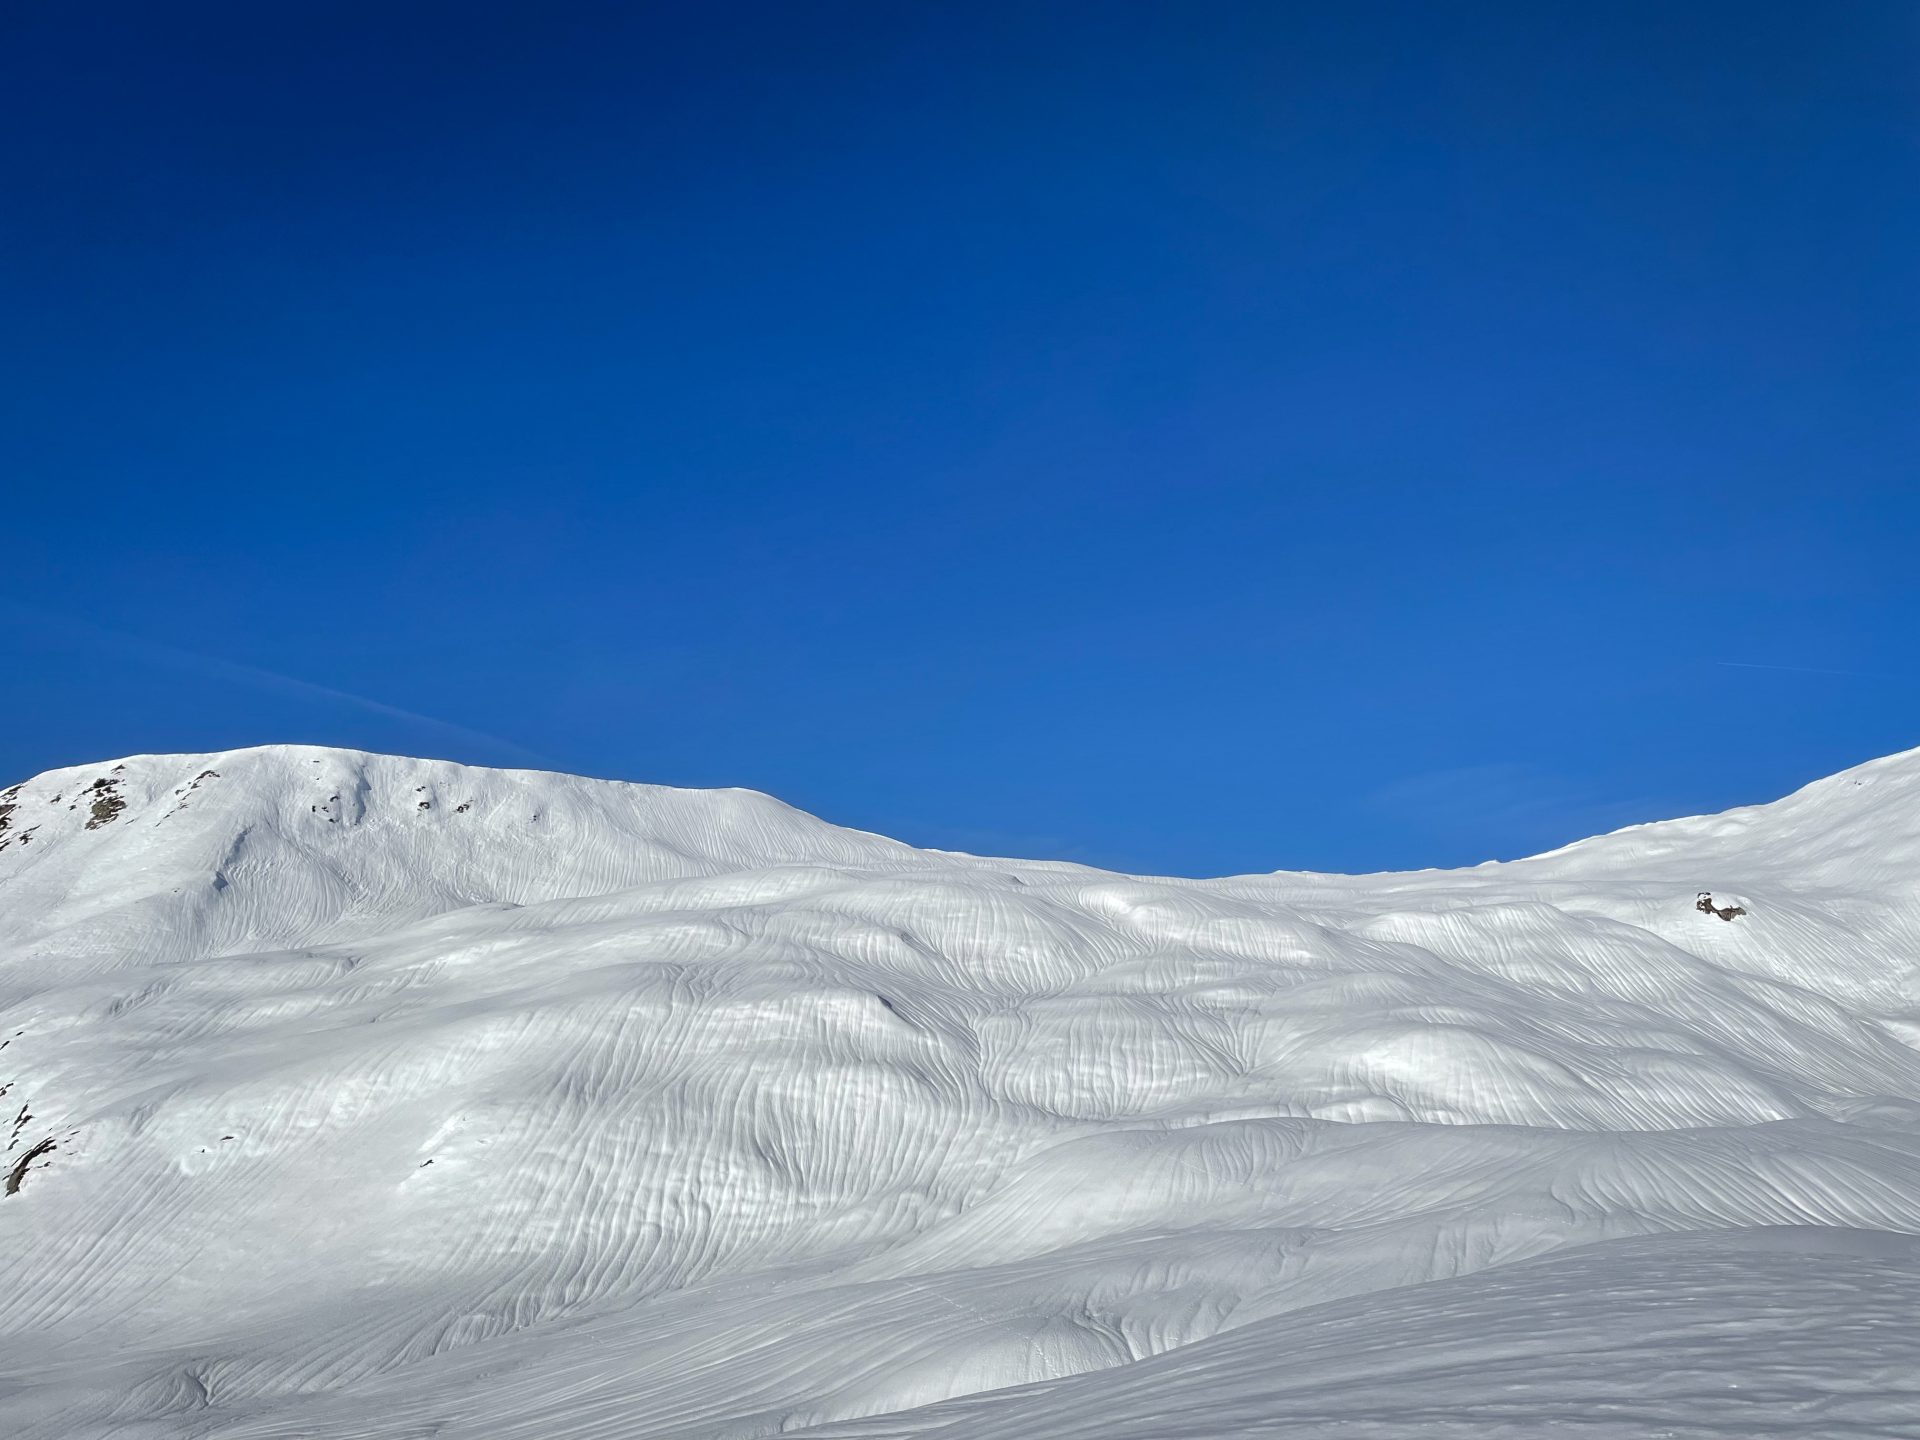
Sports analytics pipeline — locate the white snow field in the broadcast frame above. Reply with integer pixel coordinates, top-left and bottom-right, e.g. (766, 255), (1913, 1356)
(4, 745), (1920, 1439)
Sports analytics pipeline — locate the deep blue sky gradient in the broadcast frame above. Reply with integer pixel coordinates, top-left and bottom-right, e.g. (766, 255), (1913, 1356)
(4, 3), (1916, 875)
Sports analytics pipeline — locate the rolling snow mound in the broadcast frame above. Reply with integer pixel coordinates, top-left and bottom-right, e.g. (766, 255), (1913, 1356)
(4, 743), (1920, 1438)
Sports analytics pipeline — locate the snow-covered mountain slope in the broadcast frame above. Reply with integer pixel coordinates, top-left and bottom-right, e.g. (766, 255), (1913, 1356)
(4, 744), (1919, 1439)
(0, 747), (920, 975)
(781, 1228), (1920, 1440)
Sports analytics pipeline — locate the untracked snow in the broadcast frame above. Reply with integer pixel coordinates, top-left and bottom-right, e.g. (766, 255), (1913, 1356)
(3, 744), (1920, 1437)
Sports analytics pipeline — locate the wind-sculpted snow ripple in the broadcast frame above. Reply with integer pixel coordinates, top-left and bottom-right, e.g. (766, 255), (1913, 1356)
(4, 744), (1920, 1437)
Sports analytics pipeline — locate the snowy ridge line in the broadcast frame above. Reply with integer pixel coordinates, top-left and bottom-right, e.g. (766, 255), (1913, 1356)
(3, 742), (1920, 1438)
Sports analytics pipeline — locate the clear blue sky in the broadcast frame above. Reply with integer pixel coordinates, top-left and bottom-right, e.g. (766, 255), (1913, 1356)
(4, 3), (1915, 876)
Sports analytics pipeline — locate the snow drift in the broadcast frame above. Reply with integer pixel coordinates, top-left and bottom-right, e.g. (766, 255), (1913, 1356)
(3, 743), (1919, 1438)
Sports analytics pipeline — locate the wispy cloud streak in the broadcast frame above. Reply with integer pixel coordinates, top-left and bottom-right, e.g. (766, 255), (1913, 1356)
(0, 598), (552, 767)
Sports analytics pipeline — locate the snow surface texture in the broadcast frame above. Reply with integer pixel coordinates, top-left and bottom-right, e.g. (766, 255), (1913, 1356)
(4, 745), (1920, 1438)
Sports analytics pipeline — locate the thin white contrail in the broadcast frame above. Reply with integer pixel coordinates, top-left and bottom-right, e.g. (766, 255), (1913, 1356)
(1714, 660), (1874, 679)
(0, 598), (553, 767)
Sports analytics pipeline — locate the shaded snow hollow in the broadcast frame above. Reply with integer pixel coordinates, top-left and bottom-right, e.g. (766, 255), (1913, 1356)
(4, 743), (1920, 1438)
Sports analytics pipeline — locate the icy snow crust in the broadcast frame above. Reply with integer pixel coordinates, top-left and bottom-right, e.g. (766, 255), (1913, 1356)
(3, 745), (1919, 1438)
